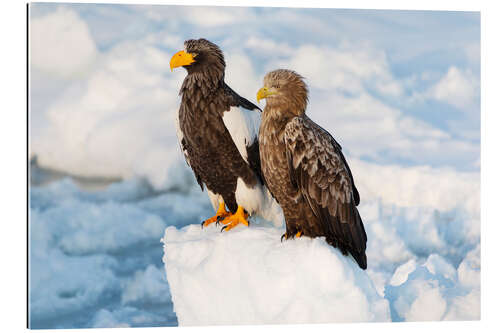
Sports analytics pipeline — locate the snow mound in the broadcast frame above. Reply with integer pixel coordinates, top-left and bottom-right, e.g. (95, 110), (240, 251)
(385, 248), (480, 322)
(162, 224), (390, 325)
(29, 177), (182, 328)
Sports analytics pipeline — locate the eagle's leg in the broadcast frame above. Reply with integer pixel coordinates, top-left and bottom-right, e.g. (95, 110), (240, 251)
(280, 230), (302, 242)
(220, 205), (249, 232)
(201, 201), (231, 228)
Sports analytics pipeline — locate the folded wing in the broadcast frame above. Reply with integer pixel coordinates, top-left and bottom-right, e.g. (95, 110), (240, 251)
(222, 83), (263, 184)
(284, 115), (367, 269)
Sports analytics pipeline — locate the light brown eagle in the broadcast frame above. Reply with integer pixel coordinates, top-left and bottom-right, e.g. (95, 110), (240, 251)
(170, 38), (280, 231)
(257, 69), (367, 269)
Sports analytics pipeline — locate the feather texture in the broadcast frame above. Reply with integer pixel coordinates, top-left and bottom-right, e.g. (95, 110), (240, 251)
(174, 39), (280, 225)
(258, 69), (367, 269)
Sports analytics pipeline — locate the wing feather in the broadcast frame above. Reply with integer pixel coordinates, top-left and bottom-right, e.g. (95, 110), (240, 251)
(284, 115), (367, 268)
(222, 83), (264, 183)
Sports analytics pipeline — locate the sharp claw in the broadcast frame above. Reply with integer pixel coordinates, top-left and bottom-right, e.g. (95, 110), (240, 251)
(201, 221), (205, 229)
(281, 233), (286, 242)
(215, 215), (223, 226)
(221, 225), (227, 233)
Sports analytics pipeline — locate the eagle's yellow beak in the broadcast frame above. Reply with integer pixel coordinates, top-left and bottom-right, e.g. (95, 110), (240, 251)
(170, 50), (196, 71)
(256, 86), (276, 103)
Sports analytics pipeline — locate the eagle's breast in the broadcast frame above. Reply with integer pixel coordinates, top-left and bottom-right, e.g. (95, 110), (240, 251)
(259, 112), (301, 207)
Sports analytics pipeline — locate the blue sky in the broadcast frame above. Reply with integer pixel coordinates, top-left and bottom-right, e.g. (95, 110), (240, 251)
(30, 3), (480, 184)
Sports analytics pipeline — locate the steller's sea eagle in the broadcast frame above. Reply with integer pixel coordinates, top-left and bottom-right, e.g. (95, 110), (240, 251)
(256, 69), (367, 269)
(170, 38), (280, 231)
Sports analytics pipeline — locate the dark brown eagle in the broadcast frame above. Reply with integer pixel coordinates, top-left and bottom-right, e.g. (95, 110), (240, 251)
(170, 38), (280, 231)
(256, 69), (367, 269)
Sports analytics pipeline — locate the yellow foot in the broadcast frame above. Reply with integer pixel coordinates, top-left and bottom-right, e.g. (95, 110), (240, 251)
(220, 206), (249, 232)
(280, 231), (302, 242)
(201, 202), (230, 228)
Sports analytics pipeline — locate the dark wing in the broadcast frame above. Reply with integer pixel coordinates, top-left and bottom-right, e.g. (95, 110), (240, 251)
(223, 83), (264, 184)
(224, 83), (262, 112)
(284, 115), (367, 269)
(313, 123), (360, 205)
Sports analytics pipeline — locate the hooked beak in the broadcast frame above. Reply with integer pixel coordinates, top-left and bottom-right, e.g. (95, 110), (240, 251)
(170, 50), (196, 71)
(256, 86), (276, 103)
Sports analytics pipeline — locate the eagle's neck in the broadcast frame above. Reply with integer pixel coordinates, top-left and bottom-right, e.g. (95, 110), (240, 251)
(261, 106), (296, 141)
(180, 71), (223, 99)
(263, 107), (296, 128)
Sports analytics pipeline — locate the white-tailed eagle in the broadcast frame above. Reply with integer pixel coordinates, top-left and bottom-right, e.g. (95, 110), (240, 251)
(257, 69), (367, 269)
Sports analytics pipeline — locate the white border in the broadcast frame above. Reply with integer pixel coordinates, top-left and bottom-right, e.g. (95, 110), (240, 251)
(2, 1), (498, 332)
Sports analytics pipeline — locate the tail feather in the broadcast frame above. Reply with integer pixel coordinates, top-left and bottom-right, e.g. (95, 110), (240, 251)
(323, 204), (368, 270)
(350, 208), (367, 269)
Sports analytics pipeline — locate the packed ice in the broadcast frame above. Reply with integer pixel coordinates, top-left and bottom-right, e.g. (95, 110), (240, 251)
(28, 152), (480, 327)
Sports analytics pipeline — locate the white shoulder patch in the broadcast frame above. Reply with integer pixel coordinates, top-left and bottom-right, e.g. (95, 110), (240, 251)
(222, 106), (260, 163)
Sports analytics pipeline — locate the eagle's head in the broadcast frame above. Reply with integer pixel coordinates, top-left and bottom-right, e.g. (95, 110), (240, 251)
(170, 38), (226, 79)
(257, 69), (309, 116)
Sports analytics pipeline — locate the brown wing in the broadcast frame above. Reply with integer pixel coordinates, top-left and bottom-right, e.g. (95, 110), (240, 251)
(284, 115), (367, 269)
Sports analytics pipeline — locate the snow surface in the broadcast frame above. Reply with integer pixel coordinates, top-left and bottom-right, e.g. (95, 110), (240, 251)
(385, 247), (480, 321)
(29, 153), (480, 327)
(28, 170), (206, 328)
(162, 225), (390, 325)
(162, 217), (480, 325)
(159, 157), (480, 325)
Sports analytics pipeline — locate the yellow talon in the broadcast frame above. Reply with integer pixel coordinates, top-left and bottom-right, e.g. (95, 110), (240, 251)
(202, 201), (230, 228)
(281, 230), (302, 242)
(220, 205), (249, 232)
